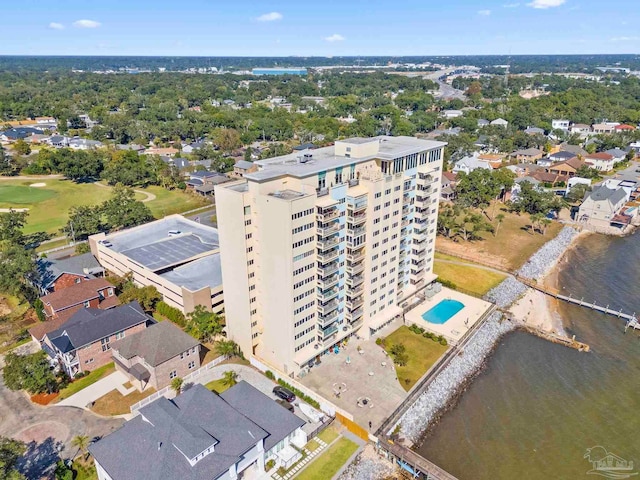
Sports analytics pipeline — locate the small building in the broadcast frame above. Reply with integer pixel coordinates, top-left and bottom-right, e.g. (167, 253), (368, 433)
(111, 321), (201, 391)
(452, 154), (492, 175)
(232, 160), (258, 178)
(578, 185), (628, 229)
(551, 119), (570, 131)
(35, 253), (104, 295)
(559, 143), (588, 157)
(584, 152), (615, 172)
(524, 126), (545, 135)
(548, 157), (584, 177)
(69, 138), (103, 150)
(143, 147), (179, 157)
(89, 382), (307, 480)
(614, 124), (636, 132)
(441, 171), (457, 201)
(592, 123), (616, 134)
(511, 176), (542, 200)
(547, 150), (577, 163)
(566, 177), (592, 194)
(43, 302), (151, 377)
(490, 118), (508, 128)
(41, 278), (118, 321)
(442, 109), (463, 119)
(570, 123), (591, 134)
(513, 147), (543, 163)
(536, 157), (554, 168)
(477, 118), (490, 127)
(604, 148), (627, 163)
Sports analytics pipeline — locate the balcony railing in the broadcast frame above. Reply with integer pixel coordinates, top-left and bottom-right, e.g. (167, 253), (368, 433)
(347, 226), (366, 237)
(347, 201), (367, 214)
(346, 248), (365, 263)
(346, 307), (364, 321)
(318, 310), (339, 327)
(347, 212), (366, 225)
(346, 261), (365, 276)
(317, 287), (339, 302)
(317, 248), (340, 263)
(321, 324), (339, 338)
(318, 299), (339, 315)
(347, 283), (364, 297)
(317, 223), (340, 237)
(316, 209), (340, 222)
(346, 274), (364, 287)
(346, 296), (364, 310)
(318, 274), (339, 288)
(317, 262), (339, 277)
(318, 236), (340, 251)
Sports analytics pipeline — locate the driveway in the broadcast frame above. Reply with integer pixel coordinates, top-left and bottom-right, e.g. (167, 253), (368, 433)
(0, 377), (122, 478)
(57, 370), (131, 408)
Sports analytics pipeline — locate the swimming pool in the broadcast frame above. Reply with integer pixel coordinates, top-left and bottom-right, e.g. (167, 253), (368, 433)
(421, 299), (465, 324)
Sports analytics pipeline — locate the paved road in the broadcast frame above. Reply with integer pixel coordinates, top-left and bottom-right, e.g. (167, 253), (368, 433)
(424, 68), (467, 101)
(186, 206), (217, 228)
(601, 160), (640, 183)
(0, 377), (122, 477)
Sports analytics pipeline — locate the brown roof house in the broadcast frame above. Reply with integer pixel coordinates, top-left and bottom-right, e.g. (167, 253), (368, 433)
(513, 148), (543, 163)
(584, 152), (615, 172)
(232, 160), (259, 178)
(111, 321), (201, 391)
(548, 157), (584, 177)
(31, 278), (120, 342)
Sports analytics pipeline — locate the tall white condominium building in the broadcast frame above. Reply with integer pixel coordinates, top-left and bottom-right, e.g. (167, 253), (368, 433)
(215, 136), (446, 375)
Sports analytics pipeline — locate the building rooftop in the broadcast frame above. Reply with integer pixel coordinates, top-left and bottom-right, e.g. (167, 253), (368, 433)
(111, 321), (200, 367)
(41, 278), (115, 311)
(36, 253), (103, 291)
(159, 254), (223, 292)
(245, 136), (445, 182)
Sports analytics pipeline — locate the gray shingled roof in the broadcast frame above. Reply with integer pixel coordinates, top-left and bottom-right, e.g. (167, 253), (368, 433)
(234, 160), (254, 170)
(36, 253), (102, 290)
(220, 381), (305, 451)
(89, 383), (282, 480)
(47, 302), (150, 351)
(111, 321), (199, 367)
(587, 185), (627, 205)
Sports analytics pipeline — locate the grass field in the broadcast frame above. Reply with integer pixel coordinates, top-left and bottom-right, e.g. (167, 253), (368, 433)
(204, 379), (230, 394)
(295, 437), (359, 480)
(436, 202), (563, 271)
(56, 363), (115, 401)
(383, 326), (448, 391)
(0, 179), (209, 235)
(434, 259), (506, 296)
(91, 387), (157, 416)
(317, 426), (340, 444)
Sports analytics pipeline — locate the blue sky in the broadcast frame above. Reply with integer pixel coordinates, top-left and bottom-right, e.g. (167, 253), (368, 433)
(0, 0), (638, 56)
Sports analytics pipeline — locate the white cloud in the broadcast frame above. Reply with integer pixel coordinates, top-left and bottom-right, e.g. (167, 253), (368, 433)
(478, 9), (491, 15)
(527, 0), (565, 8)
(324, 34), (345, 42)
(503, 2), (520, 7)
(610, 36), (639, 42)
(73, 19), (101, 28)
(49, 22), (65, 30)
(256, 12), (283, 22)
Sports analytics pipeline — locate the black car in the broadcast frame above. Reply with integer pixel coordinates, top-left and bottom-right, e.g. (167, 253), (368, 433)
(273, 386), (296, 402)
(276, 399), (295, 412)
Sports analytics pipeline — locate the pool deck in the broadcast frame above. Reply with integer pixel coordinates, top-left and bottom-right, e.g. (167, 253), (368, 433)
(404, 288), (493, 344)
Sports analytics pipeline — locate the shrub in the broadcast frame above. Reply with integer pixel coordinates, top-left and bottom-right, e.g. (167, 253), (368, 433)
(276, 379), (320, 409)
(439, 338), (448, 346)
(265, 459), (275, 472)
(156, 301), (186, 327)
(375, 338), (383, 346)
(75, 243), (90, 254)
(438, 278), (457, 290)
(265, 370), (275, 380)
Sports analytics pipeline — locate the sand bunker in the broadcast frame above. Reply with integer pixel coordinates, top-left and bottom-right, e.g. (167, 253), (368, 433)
(0, 208), (29, 212)
(29, 183), (46, 187)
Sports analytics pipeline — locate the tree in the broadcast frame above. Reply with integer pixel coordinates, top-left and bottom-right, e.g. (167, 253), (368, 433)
(186, 305), (224, 342)
(0, 210), (27, 245)
(213, 128), (241, 153)
(494, 213), (505, 237)
(0, 437), (26, 480)
(0, 242), (36, 297)
(62, 205), (104, 241)
(101, 185), (153, 230)
(2, 351), (58, 394)
(54, 460), (73, 480)
(540, 218), (552, 235)
(170, 377), (183, 395)
(566, 183), (590, 204)
(221, 370), (238, 388)
(389, 343), (408, 366)
(71, 435), (89, 460)
(13, 139), (31, 156)
(214, 340), (243, 359)
(244, 147), (253, 161)
(119, 285), (161, 312)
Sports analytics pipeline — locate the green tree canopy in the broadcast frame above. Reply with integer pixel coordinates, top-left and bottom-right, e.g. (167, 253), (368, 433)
(2, 351), (58, 394)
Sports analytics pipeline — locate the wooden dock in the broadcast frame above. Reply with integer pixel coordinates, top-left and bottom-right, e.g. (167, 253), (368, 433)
(515, 275), (640, 331)
(380, 439), (459, 480)
(523, 326), (590, 352)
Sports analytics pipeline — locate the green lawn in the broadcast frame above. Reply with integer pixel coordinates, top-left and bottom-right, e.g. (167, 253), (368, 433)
(204, 379), (230, 394)
(0, 179), (210, 235)
(383, 326), (448, 391)
(56, 363), (115, 401)
(317, 426), (339, 444)
(434, 260), (506, 296)
(295, 437), (358, 480)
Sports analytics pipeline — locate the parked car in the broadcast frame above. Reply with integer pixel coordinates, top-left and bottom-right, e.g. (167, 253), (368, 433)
(276, 399), (295, 412)
(273, 386), (296, 402)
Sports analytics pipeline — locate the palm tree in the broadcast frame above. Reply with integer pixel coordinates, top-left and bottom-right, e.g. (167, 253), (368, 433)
(494, 214), (505, 237)
(71, 435), (89, 460)
(221, 370), (238, 388)
(214, 340), (242, 359)
(170, 377), (183, 395)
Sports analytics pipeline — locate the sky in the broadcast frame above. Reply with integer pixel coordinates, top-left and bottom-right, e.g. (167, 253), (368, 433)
(0, 0), (638, 56)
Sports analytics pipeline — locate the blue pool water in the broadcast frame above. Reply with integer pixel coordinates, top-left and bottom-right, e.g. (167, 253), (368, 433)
(421, 299), (465, 324)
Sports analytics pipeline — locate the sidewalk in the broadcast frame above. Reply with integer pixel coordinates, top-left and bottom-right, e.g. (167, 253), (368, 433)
(56, 371), (131, 408)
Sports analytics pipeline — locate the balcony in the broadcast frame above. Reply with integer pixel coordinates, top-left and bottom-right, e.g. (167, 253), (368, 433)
(317, 223), (340, 237)
(349, 318), (364, 330)
(317, 235), (340, 251)
(347, 212), (366, 226)
(347, 201), (367, 214)
(346, 247), (365, 263)
(412, 259), (426, 269)
(346, 296), (364, 311)
(318, 299), (339, 315)
(346, 261), (365, 276)
(317, 248), (340, 263)
(347, 283), (364, 297)
(346, 225), (366, 237)
(401, 219), (411, 228)
(403, 194), (412, 205)
(346, 274), (364, 287)
(318, 310), (339, 327)
(413, 232), (427, 243)
(321, 324), (339, 338)
(317, 261), (339, 278)
(401, 206), (411, 216)
(346, 307), (364, 321)
(316, 208), (339, 222)
(317, 287), (339, 302)
(318, 274), (339, 288)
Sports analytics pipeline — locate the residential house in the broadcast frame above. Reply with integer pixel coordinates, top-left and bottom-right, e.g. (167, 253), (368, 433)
(452, 154), (493, 174)
(604, 148), (627, 163)
(531, 170), (566, 186)
(474, 135), (489, 149)
(89, 382), (307, 480)
(35, 116), (56, 125)
(513, 148), (543, 163)
(143, 147), (179, 157)
(601, 179), (636, 200)
(506, 163), (535, 177)
(559, 143), (588, 157)
(186, 171), (229, 196)
(111, 321), (200, 391)
(46, 135), (69, 148)
(570, 123), (591, 134)
(478, 153), (506, 166)
(441, 171), (457, 201)
(477, 118), (490, 127)
(231, 160), (258, 178)
(615, 124), (636, 132)
(551, 119), (570, 131)
(592, 123), (616, 134)
(490, 118), (508, 128)
(548, 150), (578, 163)
(0, 127), (44, 142)
(578, 185), (628, 229)
(629, 141), (640, 154)
(442, 109), (463, 119)
(511, 176), (542, 200)
(116, 144), (146, 153)
(584, 152), (615, 172)
(35, 252), (104, 295)
(524, 127), (545, 135)
(69, 138), (103, 150)
(181, 141), (205, 154)
(566, 177), (592, 194)
(536, 157), (554, 168)
(162, 157), (190, 170)
(43, 302), (151, 377)
(548, 157), (584, 177)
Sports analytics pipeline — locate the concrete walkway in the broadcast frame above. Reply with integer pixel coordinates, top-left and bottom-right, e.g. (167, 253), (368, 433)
(57, 371), (130, 408)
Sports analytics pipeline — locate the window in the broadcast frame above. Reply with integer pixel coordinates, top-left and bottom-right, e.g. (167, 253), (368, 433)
(101, 337), (111, 352)
(115, 330), (125, 340)
(385, 189), (391, 195)
(169, 370), (177, 379)
(188, 361), (196, 369)
(244, 206), (251, 215)
(375, 192), (382, 199)
(245, 219), (252, 226)
(247, 259), (254, 266)
(245, 233), (252, 240)
(246, 246), (253, 254)
(84, 301), (90, 308)
(108, 288), (114, 297)
(84, 358), (94, 364)
(75, 278), (81, 284)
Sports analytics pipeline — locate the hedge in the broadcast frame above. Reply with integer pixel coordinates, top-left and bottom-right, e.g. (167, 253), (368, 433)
(156, 301), (186, 327)
(277, 379), (321, 409)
